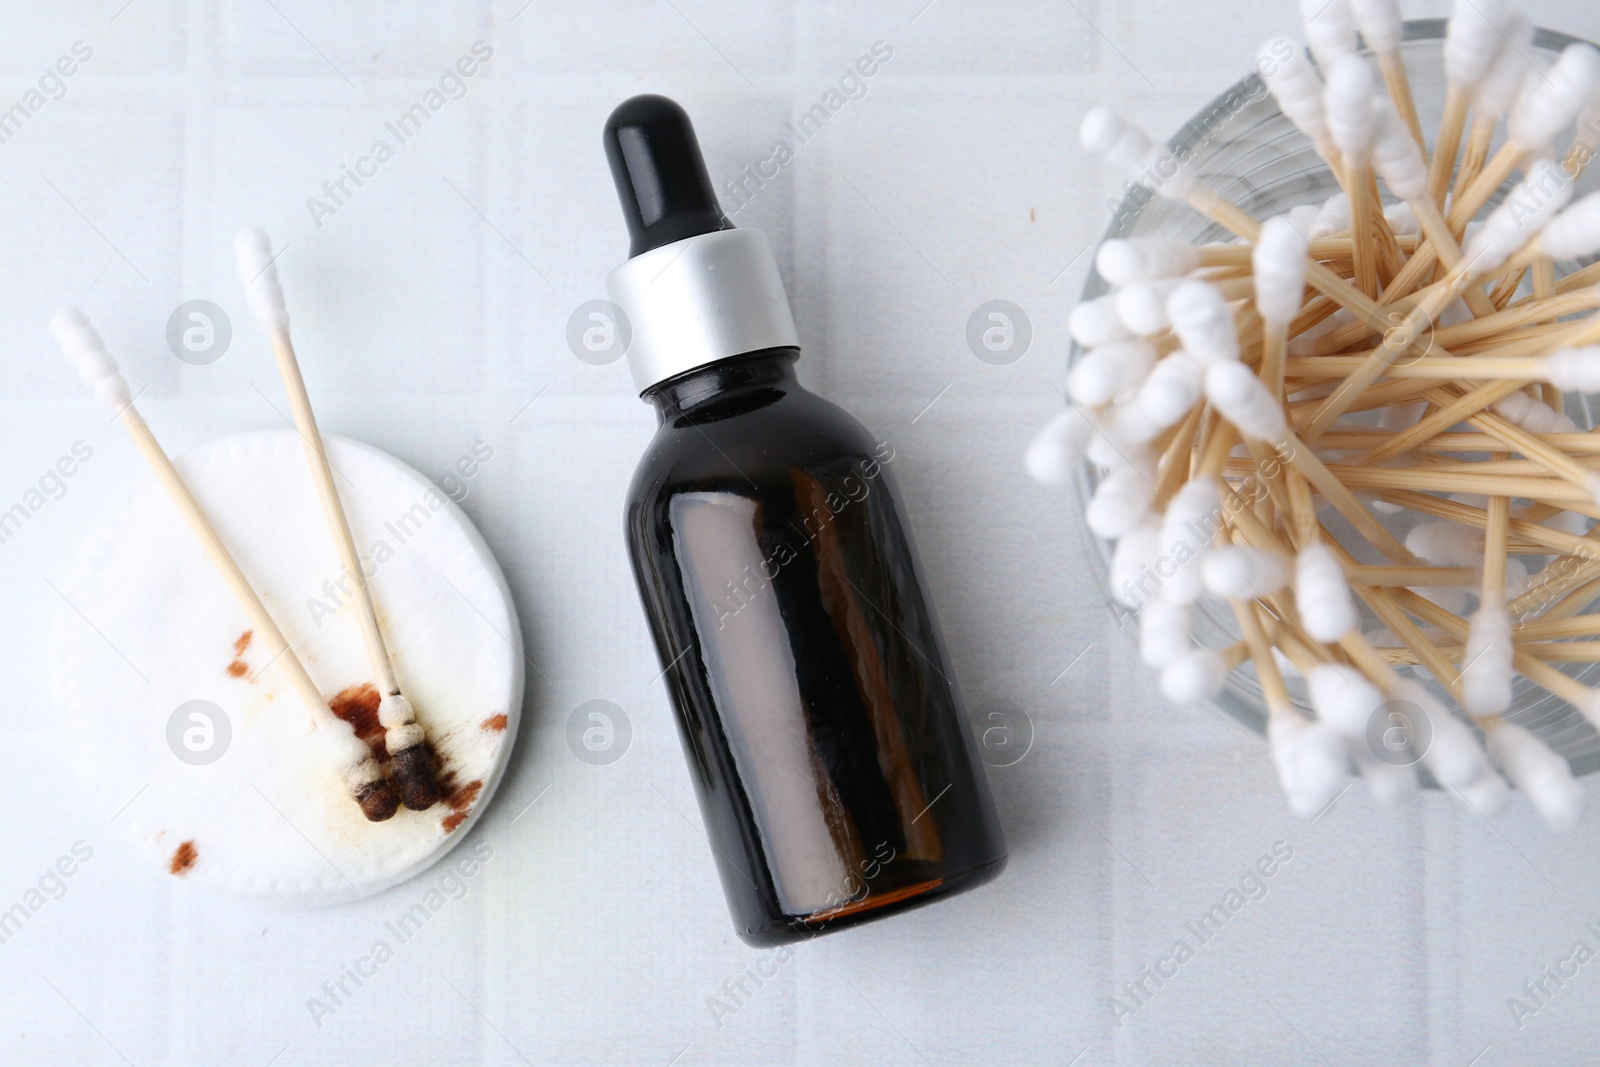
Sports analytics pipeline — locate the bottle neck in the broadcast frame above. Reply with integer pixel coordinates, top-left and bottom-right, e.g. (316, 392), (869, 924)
(644, 348), (801, 423)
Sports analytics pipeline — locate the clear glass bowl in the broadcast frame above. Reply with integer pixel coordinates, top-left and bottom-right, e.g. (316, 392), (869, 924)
(1072, 20), (1600, 774)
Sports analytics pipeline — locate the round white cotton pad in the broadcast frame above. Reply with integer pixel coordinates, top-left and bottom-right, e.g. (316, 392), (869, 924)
(50, 430), (523, 905)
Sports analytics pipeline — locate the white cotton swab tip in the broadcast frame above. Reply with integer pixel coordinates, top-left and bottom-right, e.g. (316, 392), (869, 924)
(1309, 192), (1352, 240)
(1463, 159), (1576, 276)
(1486, 722), (1588, 831)
(1384, 200), (1420, 236)
(1270, 707), (1351, 818)
(233, 226), (290, 335)
(1111, 519), (1161, 607)
(1325, 54), (1377, 165)
(1508, 43), (1600, 152)
(313, 716), (383, 781)
(1542, 346), (1600, 393)
(1068, 339), (1159, 406)
(1391, 679), (1490, 790)
(1068, 295), (1134, 347)
(1160, 649), (1227, 703)
(1024, 408), (1096, 487)
(1115, 352), (1204, 442)
(1295, 543), (1360, 642)
(1300, 0), (1358, 70)
(1350, 0), (1401, 53)
(1456, 765), (1514, 818)
(1473, 14), (1535, 121)
(1350, 739), (1420, 805)
(1253, 216), (1311, 330)
(1445, 0), (1512, 88)
(1308, 663), (1384, 737)
(1259, 38), (1332, 151)
(1492, 389), (1580, 433)
(1086, 465), (1155, 539)
(1201, 545), (1287, 599)
(1095, 237), (1201, 285)
(1537, 192), (1600, 263)
(1079, 107), (1154, 172)
(1139, 598), (1192, 667)
(1116, 279), (1185, 336)
(50, 310), (131, 411)
(1371, 98), (1429, 203)
(1166, 281), (1240, 365)
(1205, 361), (1288, 442)
(1156, 480), (1218, 606)
(1461, 607), (1514, 716)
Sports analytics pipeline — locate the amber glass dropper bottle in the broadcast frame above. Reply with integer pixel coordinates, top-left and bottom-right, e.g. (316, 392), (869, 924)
(604, 94), (1006, 945)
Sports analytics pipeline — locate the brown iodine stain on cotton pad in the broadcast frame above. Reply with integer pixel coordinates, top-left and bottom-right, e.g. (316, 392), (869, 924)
(481, 713), (507, 732)
(226, 629), (254, 679)
(439, 774), (484, 833)
(170, 841), (198, 875)
(329, 683), (388, 761)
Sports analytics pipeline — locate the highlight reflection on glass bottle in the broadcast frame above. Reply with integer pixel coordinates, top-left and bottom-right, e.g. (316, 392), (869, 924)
(604, 94), (1006, 945)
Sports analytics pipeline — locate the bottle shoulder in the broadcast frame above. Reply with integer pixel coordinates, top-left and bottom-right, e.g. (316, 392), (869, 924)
(627, 382), (891, 512)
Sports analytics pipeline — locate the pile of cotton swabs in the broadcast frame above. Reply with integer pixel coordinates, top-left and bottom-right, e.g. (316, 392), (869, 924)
(1028, 0), (1600, 829)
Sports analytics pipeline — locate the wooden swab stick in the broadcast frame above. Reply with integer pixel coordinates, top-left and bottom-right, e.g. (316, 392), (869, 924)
(1389, 586), (1594, 713)
(1448, 42), (1600, 234)
(1345, 565), (1478, 586)
(1380, 643), (1600, 664)
(1449, 15), (1536, 213)
(1375, 491), (1600, 564)
(1314, 431), (1600, 453)
(1429, 0), (1509, 207)
(235, 228), (443, 812)
(50, 311), (401, 823)
(1427, 83), (1471, 208)
(1359, 381), (1526, 464)
(1282, 349), (1600, 382)
(1326, 55), (1382, 299)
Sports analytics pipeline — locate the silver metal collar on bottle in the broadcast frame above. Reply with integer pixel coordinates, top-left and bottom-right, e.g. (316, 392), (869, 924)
(606, 228), (799, 394)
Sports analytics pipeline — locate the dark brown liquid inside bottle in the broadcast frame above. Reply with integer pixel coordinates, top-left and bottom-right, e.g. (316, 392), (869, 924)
(626, 348), (1006, 945)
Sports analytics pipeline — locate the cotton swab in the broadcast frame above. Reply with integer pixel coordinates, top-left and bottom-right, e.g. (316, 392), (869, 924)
(1254, 215), (1309, 395)
(234, 227), (443, 812)
(1094, 237), (1202, 285)
(1369, 96), (1496, 316)
(1038, 9), (1600, 829)
(1451, 14), (1536, 205)
(1325, 54), (1382, 298)
(1484, 721), (1587, 830)
(1024, 407), (1098, 487)
(1449, 43), (1600, 234)
(1260, 38), (1340, 168)
(1068, 295), (1133, 347)
(1067, 338), (1159, 406)
(50, 310), (402, 822)
(1431, 0), (1513, 205)
(1300, 0), (1358, 71)
(1299, 159), (1577, 441)
(1351, 0), (1424, 149)
(1113, 352), (1205, 443)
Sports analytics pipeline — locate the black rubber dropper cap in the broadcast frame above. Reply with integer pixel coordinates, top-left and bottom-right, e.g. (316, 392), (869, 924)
(604, 94), (733, 258)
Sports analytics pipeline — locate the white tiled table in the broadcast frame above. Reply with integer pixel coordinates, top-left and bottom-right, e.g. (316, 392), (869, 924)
(4, 1), (1598, 1063)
